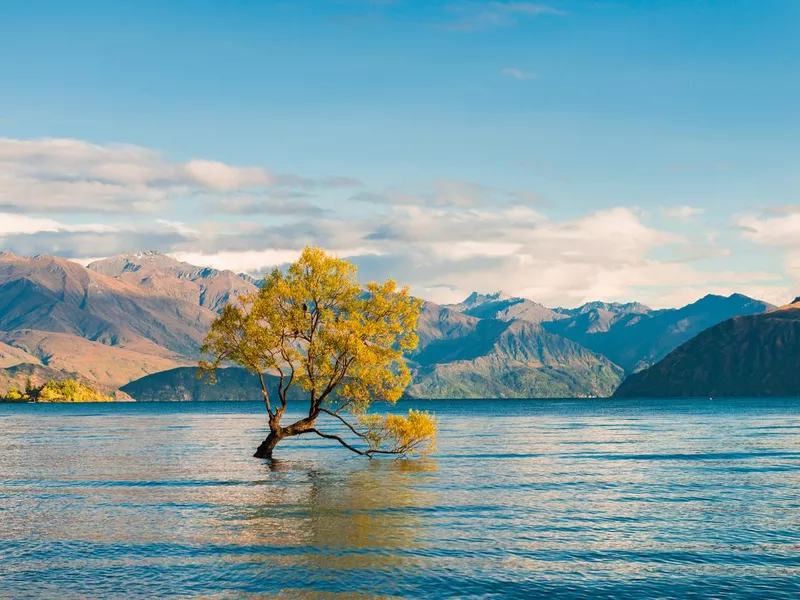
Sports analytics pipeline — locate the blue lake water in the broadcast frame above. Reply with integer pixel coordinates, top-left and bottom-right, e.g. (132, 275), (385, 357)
(1, 398), (799, 599)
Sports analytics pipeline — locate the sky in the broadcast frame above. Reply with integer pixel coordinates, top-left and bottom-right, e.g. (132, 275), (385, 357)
(0, 0), (799, 308)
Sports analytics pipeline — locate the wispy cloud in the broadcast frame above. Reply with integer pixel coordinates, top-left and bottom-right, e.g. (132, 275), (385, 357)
(0, 133), (783, 309)
(761, 204), (800, 216)
(442, 1), (567, 31)
(204, 193), (328, 217)
(0, 137), (360, 214)
(0, 213), (114, 236)
(501, 67), (537, 80)
(350, 180), (543, 208)
(661, 205), (705, 221)
(737, 211), (800, 296)
(3, 194), (780, 308)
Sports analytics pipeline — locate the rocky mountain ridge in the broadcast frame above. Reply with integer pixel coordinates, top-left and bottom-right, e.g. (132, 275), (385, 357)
(615, 299), (800, 398)
(87, 251), (258, 312)
(0, 250), (782, 399)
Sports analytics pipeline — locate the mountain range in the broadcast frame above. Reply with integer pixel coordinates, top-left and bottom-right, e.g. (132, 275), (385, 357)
(0, 250), (784, 400)
(615, 298), (800, 398)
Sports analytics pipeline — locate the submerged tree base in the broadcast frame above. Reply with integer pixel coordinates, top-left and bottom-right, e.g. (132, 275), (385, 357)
(254, 433), (281, 458)
(251, 408), (438, 459)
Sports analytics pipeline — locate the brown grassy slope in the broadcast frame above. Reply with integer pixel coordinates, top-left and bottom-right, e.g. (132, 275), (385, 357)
(0, 330), (185, 388)
(0, 252), (217, 357)
(0, 341), (40, 368)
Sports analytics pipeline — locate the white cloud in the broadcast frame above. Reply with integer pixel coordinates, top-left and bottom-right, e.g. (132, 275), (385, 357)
(0, 135), (783, 308)
(737, 212), (800, 288)
(174, 203), (771, 308)
(351, 179), (539, 208)
(0, 213), (115, 235)
(738, 212), (800, 248)
(650, 285), (793, 310)
(501, 67), (537, 80)
(381, 206), (780, 307)
(0, 216), (193, 259)
(430, 241), (523, 261)
(170, 250), (303, 274)
(443, 2), (567, 31)
(183, 159), (272, 191)
(133, 204), (779, 308)
(661, 205), (705, 221)
(4, 201), (780, 308)
(0, 137), (356, 213)
(170, 246), (381, 275)
(155, 219), (202, 238)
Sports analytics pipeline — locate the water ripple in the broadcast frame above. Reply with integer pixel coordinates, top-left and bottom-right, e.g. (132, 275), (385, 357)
(1, 398), (799, 598)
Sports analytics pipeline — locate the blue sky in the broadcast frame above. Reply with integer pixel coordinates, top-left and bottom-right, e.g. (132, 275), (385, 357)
(0, 0), (798, 307)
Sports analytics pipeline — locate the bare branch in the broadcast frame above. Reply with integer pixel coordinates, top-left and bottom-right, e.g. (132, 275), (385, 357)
(319, 408), (370, 440)
(280, 359), (295, 408)
(303, 425), (418, 458)
(256, 372), (273, 416)
(317, 354), (354, 405)
(304, 428), (367, 456)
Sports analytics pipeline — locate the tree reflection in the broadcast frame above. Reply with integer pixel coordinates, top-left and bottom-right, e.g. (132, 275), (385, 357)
(222, 458), (438, 574)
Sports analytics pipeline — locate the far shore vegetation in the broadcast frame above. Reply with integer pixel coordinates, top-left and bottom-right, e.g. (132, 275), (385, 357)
(0, 378), (114, 403)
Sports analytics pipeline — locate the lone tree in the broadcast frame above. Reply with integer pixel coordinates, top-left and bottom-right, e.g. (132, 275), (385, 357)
(200, 247), (437, 459)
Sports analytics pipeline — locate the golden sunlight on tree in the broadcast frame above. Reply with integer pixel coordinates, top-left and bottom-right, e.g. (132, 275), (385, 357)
(200, 246), (437, 459)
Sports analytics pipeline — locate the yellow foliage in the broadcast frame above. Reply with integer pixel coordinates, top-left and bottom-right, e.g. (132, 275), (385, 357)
(1, 379), (114, 403)
(200, 246), (436, 458)
(358, 409), (438, 457)
(3, 387), (29, 402)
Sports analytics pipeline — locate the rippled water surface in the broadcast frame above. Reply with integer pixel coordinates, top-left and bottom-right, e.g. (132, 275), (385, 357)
(1, 399), (799, 599)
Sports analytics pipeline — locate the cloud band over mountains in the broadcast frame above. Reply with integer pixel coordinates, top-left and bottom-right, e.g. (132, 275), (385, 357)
(0, 136), (794, 308)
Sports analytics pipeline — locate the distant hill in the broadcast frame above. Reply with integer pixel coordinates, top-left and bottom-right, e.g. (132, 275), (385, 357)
(0, 340), (39, 369)
(0, 329), (182, 388)
(415, 301), (479, 348)
(545, 294), (774, 372)
(553, 301), (652, 332)
(447, 290), (774, 374)
(448, 291), (565, 324)
(614, 299), (800, 398)
(238, 273), (263, 287)
(121, 367), (304, 402)
(408, 317), (623, 398)
(450, 291), (511, 310)
(412, 300), (622, 398)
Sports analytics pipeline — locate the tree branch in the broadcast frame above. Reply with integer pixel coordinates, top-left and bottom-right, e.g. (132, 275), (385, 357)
(281, 359), (295, 408)
(319, 407), (369, 440)
(256, 371), (273, 416)
(317, 354), (354, 405)
(301, 426), (415, 458)
(303, 428), (367, 456)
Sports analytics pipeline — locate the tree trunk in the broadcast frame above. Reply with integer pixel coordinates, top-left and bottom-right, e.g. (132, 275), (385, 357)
(254, 430), (282, 459)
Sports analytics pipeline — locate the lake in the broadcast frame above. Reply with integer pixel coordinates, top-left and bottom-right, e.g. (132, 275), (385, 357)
(1, 398), (799, 599)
